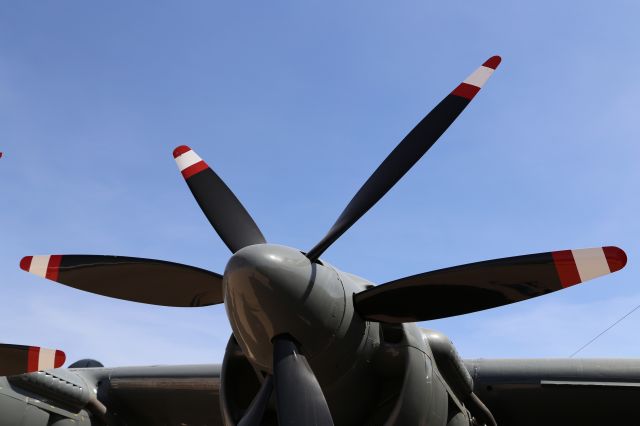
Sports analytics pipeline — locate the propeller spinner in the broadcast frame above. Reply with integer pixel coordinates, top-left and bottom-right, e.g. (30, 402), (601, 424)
(19, 55), (629, 424)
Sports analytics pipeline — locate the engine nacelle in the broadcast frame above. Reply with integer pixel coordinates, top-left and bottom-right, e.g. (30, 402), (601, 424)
(0, 371), (94, 425)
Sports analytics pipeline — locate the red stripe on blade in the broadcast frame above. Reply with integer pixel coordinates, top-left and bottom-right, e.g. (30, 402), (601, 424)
(181, 161), (209, 179)
(483, 56), (502, 69)
(552, 250), (581, 288)
(46, 255), (62, 281)
(20, 256), (33, 272)
(27, 347), (40, 372)
(54, 350), (66, 368)
(603, 246), (627, 273)
(451, 83), (481, 100)
(173, 145), (191, 158)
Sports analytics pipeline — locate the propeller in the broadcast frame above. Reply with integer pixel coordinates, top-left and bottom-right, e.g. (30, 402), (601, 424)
(19, 55), (503, 311)
(17, 54), (630, 424)
(236, 336), (333, 426)
(20, 255), (223, 307)
(354, 246), (628, 323)
(306, 56), (501, 261)
(173, 145), (266, 253)
(238, 375), (274, 426)
(0, 344), (65, 376)
(18, 145), (265, 307)
(272, 336), (333, 426)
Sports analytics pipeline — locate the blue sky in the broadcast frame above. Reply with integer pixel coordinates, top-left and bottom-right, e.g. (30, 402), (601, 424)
(1, 1), (639, 366)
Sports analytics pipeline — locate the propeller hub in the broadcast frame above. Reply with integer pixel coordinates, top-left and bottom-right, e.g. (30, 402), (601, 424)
(223, 244), (346, 372)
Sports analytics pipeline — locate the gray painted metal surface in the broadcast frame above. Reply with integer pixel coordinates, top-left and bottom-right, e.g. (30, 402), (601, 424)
(2, 356), (640, 424)
(466, 358), (640, 425)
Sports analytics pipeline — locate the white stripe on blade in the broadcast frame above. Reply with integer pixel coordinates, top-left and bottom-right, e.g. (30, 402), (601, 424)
(572, 248), (611, 282)
(38, 348), (56, 370)
(30, 255), (51, 278)
(175, 150), (203, 172)
(463, 66), (495, 88)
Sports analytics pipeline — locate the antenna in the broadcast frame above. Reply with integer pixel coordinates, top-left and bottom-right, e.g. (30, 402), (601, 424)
(569, 302), (640, 358)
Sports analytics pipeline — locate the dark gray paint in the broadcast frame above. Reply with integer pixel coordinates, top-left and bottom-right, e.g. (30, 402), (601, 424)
(3, 354), (640, 424)
(177, 149), (267, 253)
(467, 358), (640, 425)
(4, 245), (635, 426)
(272, 338), (333, 425)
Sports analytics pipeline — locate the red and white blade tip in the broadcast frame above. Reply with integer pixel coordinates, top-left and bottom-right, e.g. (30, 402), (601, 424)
(483, 55), (501, 70)
(451, 55), (502, 100)
(173, 145), (192, 158)
(173, 145), (209, 179)
(27, 346), (66, 372)
(20, 255), (62, 281)
(602, 246), (627, 272)
(552, 246), (627, 288)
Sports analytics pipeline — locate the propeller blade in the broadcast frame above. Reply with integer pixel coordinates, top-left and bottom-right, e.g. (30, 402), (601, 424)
(20, 255), (223, 307)
(306, 56), (501, 261)
(272, 336), (333, 426)
(354, 246), (627, 323)
(0, 344), (65, 376)
(238, 375), (274, 426)
(173, 145), (266, 253)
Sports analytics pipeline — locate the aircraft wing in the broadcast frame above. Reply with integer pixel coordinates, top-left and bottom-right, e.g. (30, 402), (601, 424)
(3, 359), (640, 425)
(0, 364), (224, 425)
(88, 364), (223, 425)
(465, 358), (640, 426)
